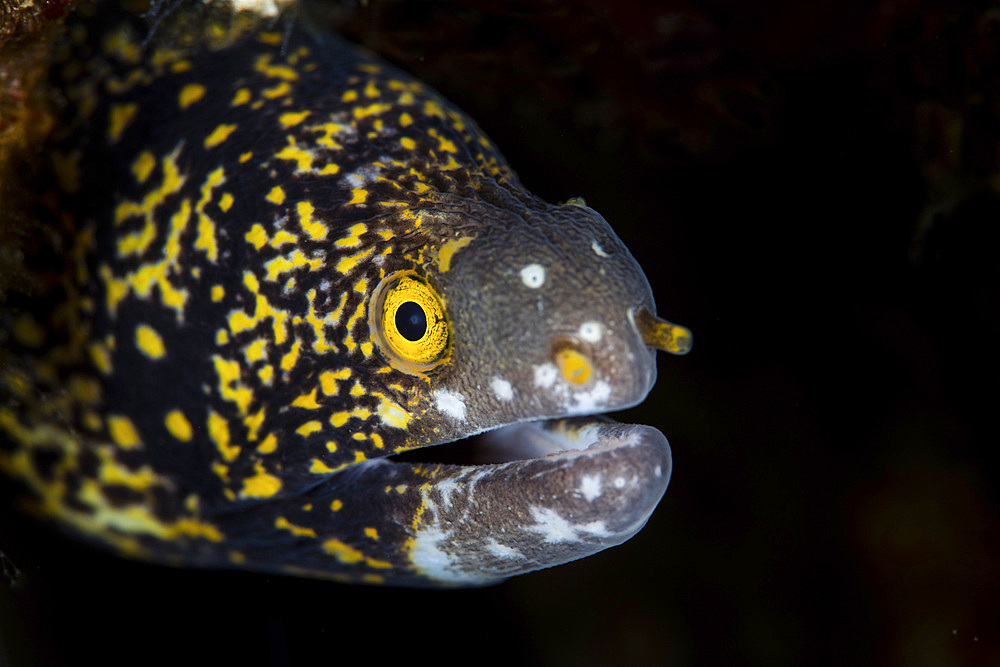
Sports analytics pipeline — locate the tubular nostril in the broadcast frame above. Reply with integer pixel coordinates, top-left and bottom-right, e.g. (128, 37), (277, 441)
(554, 346), (592, 385)
(634, 308), (693, 355)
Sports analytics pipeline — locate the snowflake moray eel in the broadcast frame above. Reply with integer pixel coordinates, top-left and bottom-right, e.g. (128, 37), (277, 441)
(0, 1), (692, 586)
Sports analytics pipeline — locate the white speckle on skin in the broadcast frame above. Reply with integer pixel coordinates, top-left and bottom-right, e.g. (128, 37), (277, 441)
(520, 263), (546, 288)
(565, 380), (612, 415)
(434, 478), (461, 508)
(526, 507), (611, 543)
(433, 389), (466, 421)
(614, 477), (626, 489)
(490, 376), (514, 401)
(591, 240), (609, 257)
(484, 538), (524, 560)
(578, 321), (603, 343)
(410, 526), (488, 584)
(533, 363), (558, 388)
(654, 465), (662, 478)
(579, 474), (603, 502)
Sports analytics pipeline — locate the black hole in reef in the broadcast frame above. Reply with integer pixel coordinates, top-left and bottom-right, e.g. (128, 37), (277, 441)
(395, 301), (427, 341)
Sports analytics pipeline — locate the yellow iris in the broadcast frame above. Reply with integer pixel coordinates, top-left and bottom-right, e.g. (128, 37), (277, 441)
(370, 273), (450, 374)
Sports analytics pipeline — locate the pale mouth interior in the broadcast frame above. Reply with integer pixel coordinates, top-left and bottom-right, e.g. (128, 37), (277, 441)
(390, 417), (611, 466)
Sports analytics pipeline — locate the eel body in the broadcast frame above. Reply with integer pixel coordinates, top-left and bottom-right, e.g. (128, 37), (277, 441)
(0, 1), (691, 586)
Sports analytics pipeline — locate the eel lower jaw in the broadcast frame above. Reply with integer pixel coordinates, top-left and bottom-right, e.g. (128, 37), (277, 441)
(387, 416), (673, 585)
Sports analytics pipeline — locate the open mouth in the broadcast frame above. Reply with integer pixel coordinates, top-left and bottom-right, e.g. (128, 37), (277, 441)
(393, 414), (666, 466)
(376, 309), (690, 585)
(383, 414), (672, 585)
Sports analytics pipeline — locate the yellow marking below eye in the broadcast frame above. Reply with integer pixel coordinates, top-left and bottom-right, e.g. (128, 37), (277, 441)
(211, 285), (225, 301)
(165, 410), (193, 442)
(400, 136), (416, 150)
(555, 348), (592, 385)
(377, 399), (410, 429)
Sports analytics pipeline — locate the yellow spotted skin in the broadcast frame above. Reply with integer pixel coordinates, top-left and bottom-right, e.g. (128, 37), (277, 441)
(0, 2), (679, 586)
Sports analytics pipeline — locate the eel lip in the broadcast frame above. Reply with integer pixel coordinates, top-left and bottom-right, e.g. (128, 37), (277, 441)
(391, 417), (673, 585)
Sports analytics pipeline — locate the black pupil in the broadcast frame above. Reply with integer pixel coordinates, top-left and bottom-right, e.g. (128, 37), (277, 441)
(395, 302), (427, 341)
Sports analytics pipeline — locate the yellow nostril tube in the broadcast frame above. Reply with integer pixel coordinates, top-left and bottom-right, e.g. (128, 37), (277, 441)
(635, 308), (693, 355)
(555, 347), (592, 385)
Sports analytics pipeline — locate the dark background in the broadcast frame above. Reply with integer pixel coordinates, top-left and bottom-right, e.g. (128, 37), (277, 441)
(2, 1), (999, 665)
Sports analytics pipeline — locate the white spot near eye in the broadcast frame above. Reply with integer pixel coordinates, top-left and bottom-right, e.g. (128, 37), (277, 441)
(433, 389), (466, 421)
(614, 477), (626, 489)
(490, 376), (514, 401)
(579, 474), (603, 502)
(591, 240), (609, 257)
(578, 321), (603, 343)
(520, 263), (545, 288)
(533, 363), (557, 388)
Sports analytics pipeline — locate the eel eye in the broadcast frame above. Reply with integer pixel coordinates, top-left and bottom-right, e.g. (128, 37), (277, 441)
(370, 272), (450, 374)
